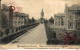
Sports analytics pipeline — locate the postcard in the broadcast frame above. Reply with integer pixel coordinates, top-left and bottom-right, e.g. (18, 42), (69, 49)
(0, 0), (80, 49)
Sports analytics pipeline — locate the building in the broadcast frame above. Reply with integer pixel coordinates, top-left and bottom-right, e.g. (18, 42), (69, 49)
(24, 14), (29, 25)
(65, 4), (80, 31)
(13, 16), (24, 28)
(40, 9), (44, 23)
(13, 12), (29, 28)
(13, 12), (26, 28)
(54, 13), (65, 29)
(1, 4), (29, 32)
(22, 14), (29, 25)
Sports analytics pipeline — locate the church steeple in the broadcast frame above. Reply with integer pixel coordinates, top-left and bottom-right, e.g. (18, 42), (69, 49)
(41, 9), (44, 14)
(40, 8), (44, 23)
(41, 8), (44, 18)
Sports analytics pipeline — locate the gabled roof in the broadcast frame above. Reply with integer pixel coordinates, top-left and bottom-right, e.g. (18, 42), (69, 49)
(67, 5), (80, 15)
(68, 5), (80, 10)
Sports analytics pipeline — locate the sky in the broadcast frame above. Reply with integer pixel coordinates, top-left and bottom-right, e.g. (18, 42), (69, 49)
(1, 0), (80, 19)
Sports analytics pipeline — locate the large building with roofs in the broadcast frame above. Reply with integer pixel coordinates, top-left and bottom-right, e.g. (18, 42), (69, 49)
(65, 4), (80, 31)
(12, 12), (24, 28)
(19, 13), (29, 25)
(54, 13), (65, 29)
(0, 4), (29, 33)
(12, 12), (29, 28)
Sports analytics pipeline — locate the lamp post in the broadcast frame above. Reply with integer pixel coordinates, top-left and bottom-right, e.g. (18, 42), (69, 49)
(0, 0), (2, 31)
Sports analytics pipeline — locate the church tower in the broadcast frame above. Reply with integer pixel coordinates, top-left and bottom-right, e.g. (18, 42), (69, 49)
(41, 9), (44, 18)
(41, 9), (44, 23)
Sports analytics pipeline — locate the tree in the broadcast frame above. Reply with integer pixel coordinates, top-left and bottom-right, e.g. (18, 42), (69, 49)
(44, 19), (48, 23)
(49, 16), (54, 24)
(1, 4), (9, 11)
(31, 17), (35, 23)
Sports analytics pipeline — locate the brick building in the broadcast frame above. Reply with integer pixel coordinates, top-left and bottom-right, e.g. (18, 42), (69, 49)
(65, 4), (80, 31)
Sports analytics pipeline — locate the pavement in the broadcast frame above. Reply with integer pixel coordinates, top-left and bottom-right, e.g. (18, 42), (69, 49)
(8, 23), (48, 45)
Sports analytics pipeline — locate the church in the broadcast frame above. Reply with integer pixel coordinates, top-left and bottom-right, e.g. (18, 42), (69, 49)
(40, 9), (44, 23)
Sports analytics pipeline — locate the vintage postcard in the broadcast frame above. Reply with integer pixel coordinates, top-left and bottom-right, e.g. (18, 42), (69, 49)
(0, 0), (80, 49)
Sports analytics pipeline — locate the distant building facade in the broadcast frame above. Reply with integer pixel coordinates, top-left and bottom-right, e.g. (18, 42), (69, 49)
(12, 12), (29, 28)
(1, 4), (29, 32)
(24, 14), (29, 25)
(54, 13), (65, 29)
(65, 4), (80, 31)
(13, 16), (24, 28)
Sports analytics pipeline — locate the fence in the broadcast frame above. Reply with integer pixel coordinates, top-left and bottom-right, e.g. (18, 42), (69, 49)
(0, 23), (39, 44)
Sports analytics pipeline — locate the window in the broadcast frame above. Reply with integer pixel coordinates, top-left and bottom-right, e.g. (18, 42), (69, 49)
(56, 18), (57, 20)
(74, 20), (77, 29)
(78, 22), (79, 26)
(70, 23), (71, 26)
(58, 22), (60, 26)
(15, 21), (17, 24)
(68, 20), (73, 29)
(55, 22), (57, 25)
(70, 16), (71, 19)
(68, 20), (70, 29)
(19, 18), (21, 19)
(76, 20), (77, 29)
(15, 17), (17, 19)
(61, 18), (64, 25)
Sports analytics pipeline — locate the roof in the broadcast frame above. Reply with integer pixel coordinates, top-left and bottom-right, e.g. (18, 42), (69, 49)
(19, 13), (29, 17)
(67, 5), (80, 15)
(54, 13), (65, 17)
(1, 9), (29, 18)
(68, 5), (80, 10)
(13, 12), (29, 17)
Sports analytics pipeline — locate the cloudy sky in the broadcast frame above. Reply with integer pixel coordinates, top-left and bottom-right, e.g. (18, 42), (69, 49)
(1, 0), (80, 19)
